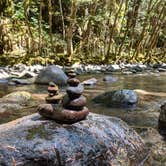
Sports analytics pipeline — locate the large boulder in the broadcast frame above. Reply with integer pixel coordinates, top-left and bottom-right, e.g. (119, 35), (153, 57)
(158, 102), (166, 136)
(93, 89), (138, 107)
(0, 91), (37, 124)
(0, 113), (149, 166)
(35, 65), (68, 85)
(0, 102), (21, 114)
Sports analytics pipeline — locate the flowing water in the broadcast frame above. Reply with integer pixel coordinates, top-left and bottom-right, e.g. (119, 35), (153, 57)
(0, 72), (166, 125)
(0, 72), (166, 164)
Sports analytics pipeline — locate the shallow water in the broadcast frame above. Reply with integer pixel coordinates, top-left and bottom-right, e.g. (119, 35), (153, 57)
(0, 72), (166, 164)
(0, 72), (166, 125)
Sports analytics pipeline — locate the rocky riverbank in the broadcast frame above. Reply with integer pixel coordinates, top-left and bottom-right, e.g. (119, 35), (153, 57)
(0, 63), (166, 86)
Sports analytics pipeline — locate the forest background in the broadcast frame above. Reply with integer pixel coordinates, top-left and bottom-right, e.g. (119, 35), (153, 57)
(0, 0), (165, 66)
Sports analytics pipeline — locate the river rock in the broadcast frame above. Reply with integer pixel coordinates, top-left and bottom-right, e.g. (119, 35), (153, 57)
(158, 68), (166, 72)
(2, 91), (32, 104)
(67, 84), (84, 99)
(107, 64), (121, 72)
(82, 78), (97, 86)
(0, 79), (8, 85)
(35, 65), (68, 85)
(45, 94), (64, 104)
(67, 78), (80, 87)
(38, 104), (89, 124)
(10, 71), (37, 79)
(63, 95), (87, 110)
(93, 89), (138, 107)
(10, 78), (34, 85)
(0, 113), (149, 166)
(103, 75), (117, 82)
(0, 102), (21, 114)
(158, 102), (166, 135)
(0, 69), (9, 79)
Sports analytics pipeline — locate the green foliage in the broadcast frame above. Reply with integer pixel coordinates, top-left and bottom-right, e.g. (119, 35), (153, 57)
(0, 0), (165, 65)
(12, 2), (24, 20)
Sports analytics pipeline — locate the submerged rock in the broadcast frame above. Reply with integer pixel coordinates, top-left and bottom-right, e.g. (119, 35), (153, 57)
(0, 79), (8, 85)
(103, 75), (117, 82)
(82, 78), (97, 86)
(0, 91), (37, 124)
(2, 91), (32, 104)
(35, 65), (68, 85)
(0, 113), (149, 166)
(93, 89), (138, 107)
(0, 102), (21, 114)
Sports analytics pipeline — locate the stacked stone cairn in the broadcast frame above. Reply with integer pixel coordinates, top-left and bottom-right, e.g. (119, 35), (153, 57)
(63, 68), (88, 113)
(38, 68), (89, 124)
(45, 82), (63, 104)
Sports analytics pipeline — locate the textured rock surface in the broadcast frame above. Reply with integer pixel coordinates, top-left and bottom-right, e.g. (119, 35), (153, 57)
(38, 104), (89, 124)
(2, 91), (32, 104)
(158, 102), (166, 136)
(93, 89), (138, 107)
(66, 84), (84, 99)
(0, 113), (149, 166)
(35, 65), (68, 85)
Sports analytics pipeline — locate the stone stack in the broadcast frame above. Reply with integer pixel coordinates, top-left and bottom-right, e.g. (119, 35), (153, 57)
(38, 72), (89, 124)
(63, 75), (86, 112)
(45, 82), (63, 104)
(65, 67), (76, 78)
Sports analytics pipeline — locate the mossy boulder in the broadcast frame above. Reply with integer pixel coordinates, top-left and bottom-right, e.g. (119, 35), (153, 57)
(0, 113), (149, 165)
(3, 91), (32, 104)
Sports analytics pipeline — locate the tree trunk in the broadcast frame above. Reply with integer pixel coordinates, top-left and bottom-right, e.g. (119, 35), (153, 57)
(66, 1), (77, 63)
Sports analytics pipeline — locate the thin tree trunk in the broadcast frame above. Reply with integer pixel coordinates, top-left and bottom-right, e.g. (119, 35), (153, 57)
(48, 0), (53, 49)
(38, 0), (43, 55)
(128, 0), (142, 59)
(115, 0), (129, 60)
(59, 0), (65, 41)
(145, 3), (165, 62)
(23, 0), (33, 54)
(66, 1), (77, 62)
(105, 0), (124, 63)
(133, 0), (154, 58)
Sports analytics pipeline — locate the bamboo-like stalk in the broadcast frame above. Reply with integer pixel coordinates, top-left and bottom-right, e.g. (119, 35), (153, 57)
(145, 3), (165, 62)
(23, 0), (34, 54)
(38, 0), (43, 55)
(79, 2), (98, 52)
(48, 0), (53, 51)
(133, 0), (154, 59)
(128, 0), (142, 58)
(115, 0), (129, 61)
(105, 0), (124, 63)
(59, 0), (65, 41)
(66, 0), (77, 62)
